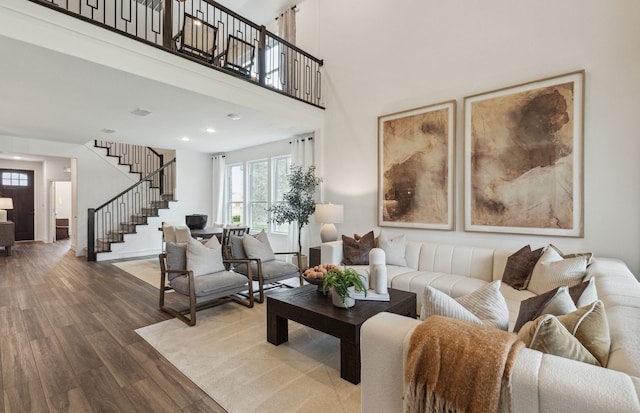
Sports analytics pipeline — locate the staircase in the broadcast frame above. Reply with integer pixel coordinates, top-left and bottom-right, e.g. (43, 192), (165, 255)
(87, 143), (176, 261)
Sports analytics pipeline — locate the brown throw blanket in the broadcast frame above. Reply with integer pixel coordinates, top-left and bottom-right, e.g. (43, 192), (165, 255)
(404, 316), (524, 413)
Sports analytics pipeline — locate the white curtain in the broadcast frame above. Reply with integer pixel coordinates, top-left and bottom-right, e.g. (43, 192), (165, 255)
(289, 136), (314, 252)
(278, 7), (296, 44)
(211, 155), (226, 225)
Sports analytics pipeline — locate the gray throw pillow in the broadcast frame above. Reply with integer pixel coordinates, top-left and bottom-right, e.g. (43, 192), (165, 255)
(242, 230), (275, 262)
(186, 238), (225, 276)
(166, 242), (187, 272)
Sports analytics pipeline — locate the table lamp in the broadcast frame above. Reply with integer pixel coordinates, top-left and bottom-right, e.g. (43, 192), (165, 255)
(0, 198), (13, 222)
(315, 203), (344, 243)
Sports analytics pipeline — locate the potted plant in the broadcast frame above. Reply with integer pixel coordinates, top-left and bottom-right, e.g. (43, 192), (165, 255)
(322, 267), (367, 309)
(268, 165), (322, 265)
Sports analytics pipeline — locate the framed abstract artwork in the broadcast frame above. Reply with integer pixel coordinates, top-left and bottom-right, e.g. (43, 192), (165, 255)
(463, 70), (585, 237)
(378, 100), (456, 230)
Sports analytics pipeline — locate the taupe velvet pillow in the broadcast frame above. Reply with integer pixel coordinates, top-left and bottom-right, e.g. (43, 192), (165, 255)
(342, 231), (374, 265)
(518, 300), (610, 367)
(513, 279), (598, 332)
(502, 245), (544, 290)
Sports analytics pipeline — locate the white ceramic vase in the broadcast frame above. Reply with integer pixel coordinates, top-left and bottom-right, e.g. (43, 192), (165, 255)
(332, 286), (356, 308)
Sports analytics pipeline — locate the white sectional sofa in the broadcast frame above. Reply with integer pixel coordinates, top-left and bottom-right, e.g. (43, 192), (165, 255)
(321, 240), (640, 413)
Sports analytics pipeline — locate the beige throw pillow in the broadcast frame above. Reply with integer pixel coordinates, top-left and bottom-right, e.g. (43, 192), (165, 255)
(527, 246), (587, 295)
(518, 300), (610, 366)
(186, 238), (225, 276)
(421, 280), (510, 331)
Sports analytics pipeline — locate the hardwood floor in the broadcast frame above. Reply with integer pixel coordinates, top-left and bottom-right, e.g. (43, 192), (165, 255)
(0, 241), (226, 413)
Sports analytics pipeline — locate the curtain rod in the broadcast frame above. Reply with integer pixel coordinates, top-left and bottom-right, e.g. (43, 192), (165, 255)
(275, 5), (297, 20)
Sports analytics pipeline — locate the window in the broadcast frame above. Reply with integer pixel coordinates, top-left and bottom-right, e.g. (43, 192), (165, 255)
(248, 160), (268, 231)
(272, 156), (292, 233)
(226, 164), (244, 225)
(1, 172), (29, 187)
(225, 155), (292, 233)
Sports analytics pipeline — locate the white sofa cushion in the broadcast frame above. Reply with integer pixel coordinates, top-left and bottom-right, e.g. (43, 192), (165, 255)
(528, 246), (587, 294)
(377, 230), (407, 267)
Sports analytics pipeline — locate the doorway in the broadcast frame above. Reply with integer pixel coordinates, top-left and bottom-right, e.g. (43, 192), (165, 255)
(0, 169), (35, 241)
(52, 181), (72, 241)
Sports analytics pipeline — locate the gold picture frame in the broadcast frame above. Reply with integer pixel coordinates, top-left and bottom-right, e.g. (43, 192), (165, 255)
(463, 70), (585, 237)
(378, 100), (456, 230)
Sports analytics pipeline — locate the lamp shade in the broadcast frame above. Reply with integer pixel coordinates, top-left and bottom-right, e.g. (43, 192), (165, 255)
(314, 204), (344, 224)
(0, 198), (13, 209)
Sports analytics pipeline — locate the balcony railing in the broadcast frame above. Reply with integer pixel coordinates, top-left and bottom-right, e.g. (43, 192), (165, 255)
(30, 0), (324, 108)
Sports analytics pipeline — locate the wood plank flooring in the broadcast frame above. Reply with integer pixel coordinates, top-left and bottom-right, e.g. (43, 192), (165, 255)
(0, 241), (226, 413)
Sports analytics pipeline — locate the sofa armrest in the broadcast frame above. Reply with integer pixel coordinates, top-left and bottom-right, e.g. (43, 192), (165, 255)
(512, 349), (640, 413)
(321, 240), (343, 265)
(361, 312), (420, 413)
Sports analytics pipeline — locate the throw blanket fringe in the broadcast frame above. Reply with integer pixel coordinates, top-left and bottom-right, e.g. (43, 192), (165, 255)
(404, 316), (524, 413)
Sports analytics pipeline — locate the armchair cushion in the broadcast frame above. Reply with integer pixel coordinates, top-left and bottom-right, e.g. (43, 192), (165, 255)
(187, 237), (225, 276)
(170, 270), (249, 297)
(235, 259), (299, 280)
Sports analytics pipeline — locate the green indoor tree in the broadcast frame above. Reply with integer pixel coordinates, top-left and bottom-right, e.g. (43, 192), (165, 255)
(268, 165), (322, 257)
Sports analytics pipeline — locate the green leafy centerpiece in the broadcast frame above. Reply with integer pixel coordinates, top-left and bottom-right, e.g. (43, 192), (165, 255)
(322, 267), (367, 309)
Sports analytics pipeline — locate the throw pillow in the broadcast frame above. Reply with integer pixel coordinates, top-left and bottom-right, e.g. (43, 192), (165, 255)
(502, 245), (544, 290)
(186, 238), (225, 276)
(527, 246), (588, 295)
(229, 234), (247, 259)
(518, 300), (610, 366)
(342, 231), (375, 265)
(377, 230), (407, 267)
(549, 244), (593, 265)
(421, 280), (510, 331)
(513, 286), (576, 332)
(512, 279), (598, 332)
(242, 230), (275, 262)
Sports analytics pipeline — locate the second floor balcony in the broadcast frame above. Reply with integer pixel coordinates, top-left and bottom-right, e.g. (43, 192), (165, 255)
(31, 0), (324, 108)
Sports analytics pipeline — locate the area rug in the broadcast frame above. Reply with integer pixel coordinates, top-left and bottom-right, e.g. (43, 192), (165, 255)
(135, 301), (360, 412)
(113, 257), (161, 288)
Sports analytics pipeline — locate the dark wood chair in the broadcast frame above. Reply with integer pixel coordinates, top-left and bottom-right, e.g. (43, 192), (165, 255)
(215, 35), (256, 78)
(223, 229), (303, 303)
(173, 13), (218, 63)
(159, 242), (253, 326)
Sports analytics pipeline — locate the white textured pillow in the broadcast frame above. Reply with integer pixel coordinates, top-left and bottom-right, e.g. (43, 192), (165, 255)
(421, 280), (510, 330)
(528, 246), (587, 295)
(242, 230), (275, 262)
(186, 238), (225, 276)
(377, 230), (407, 266)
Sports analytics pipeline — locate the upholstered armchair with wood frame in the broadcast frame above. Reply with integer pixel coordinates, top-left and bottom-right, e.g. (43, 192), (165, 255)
(224, 229), (303, 303)
(173, 13), (218, 63)
(159, 237), (253, 326)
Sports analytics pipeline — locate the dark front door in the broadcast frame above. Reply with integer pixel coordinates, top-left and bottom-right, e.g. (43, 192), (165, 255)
(0, 169), (35, 241)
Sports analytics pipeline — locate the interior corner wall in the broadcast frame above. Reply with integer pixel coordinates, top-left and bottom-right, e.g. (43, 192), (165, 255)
(307, 0), (640, 276)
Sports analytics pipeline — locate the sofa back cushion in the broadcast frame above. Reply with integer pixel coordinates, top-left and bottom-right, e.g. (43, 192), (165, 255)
(417, 243), (495, 282)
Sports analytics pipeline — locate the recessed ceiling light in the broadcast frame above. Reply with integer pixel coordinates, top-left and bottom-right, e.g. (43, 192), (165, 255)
(13, 156), (21, 160)
(131, 108), (152, 117)
(205, 128), (216, 133)
(181, 137), (190, 142)
(227, 113), (241, 120)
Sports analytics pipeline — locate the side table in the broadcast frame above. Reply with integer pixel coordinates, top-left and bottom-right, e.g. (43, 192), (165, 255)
(309, 245), (321, 267)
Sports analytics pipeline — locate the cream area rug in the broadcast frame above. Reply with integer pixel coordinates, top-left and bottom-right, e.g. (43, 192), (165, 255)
(113, 257), (162, 289)
(135, 301), (361, 412)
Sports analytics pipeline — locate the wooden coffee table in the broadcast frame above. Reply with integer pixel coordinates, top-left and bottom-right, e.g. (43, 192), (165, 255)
(266, 284), (416, 384)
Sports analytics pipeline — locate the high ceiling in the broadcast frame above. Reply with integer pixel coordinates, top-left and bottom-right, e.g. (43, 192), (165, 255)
(0, 1), (311, 161)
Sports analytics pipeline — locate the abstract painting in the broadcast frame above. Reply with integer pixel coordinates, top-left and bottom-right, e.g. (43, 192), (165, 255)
(378, 101), (455, 230)
(464, 71), (584, 236)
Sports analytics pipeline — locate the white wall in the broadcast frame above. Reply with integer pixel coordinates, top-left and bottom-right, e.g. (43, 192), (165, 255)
(0, 134), (214, 258)
(302, 0), (640, 275)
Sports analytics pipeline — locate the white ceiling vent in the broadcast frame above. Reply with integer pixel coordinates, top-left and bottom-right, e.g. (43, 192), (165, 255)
(131, 108), (152, 117)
